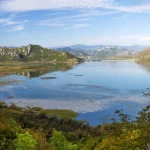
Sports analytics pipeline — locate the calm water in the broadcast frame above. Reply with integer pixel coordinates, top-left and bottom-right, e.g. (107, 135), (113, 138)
(0, 61), (150, 126)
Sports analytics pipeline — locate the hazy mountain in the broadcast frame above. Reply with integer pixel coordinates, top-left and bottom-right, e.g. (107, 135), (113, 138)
(0, 45), (16, 48)
(54, 47), (73, 52)
(70, 50), (90, 58)
(54, 44), (145, 58)
(69, 44), (103, 50)
(53, 46), (90, 59)
(118, 44), (149, 52)
(65, 44), (148, 51)
(87, 46), (137, 57)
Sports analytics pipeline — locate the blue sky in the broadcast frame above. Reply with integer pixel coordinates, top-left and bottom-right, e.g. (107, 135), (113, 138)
(1, 0), (150, 47)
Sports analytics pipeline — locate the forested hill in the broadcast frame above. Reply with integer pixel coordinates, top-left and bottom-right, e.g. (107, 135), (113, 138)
(0, 44), (83, 63)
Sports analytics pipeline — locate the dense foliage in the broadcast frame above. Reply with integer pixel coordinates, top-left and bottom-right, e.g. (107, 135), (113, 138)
(0, 101), (149, 150)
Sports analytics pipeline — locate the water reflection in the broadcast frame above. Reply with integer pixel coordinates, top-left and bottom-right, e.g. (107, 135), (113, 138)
(0, 63), (75, 78)
(136, 61), (150, 73)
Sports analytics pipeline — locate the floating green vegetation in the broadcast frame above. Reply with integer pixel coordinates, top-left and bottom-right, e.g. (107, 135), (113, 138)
(0, 81), (10, 85)
(32, 107), (78, 119)
(40, 77), (57, 80)
(0, 79), (23, 86)
(44, 109), (78, 119)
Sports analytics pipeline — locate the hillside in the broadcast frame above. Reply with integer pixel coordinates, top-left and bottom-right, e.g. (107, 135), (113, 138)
(0, 44), (83, 63)
(0, 102), (150, 150)
(134, 46), (150, 62)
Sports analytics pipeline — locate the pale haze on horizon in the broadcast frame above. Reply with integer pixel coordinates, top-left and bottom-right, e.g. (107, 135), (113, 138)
(0, 0), (150, 47)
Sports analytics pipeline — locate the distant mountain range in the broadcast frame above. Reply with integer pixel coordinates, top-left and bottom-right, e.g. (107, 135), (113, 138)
(0, 44), (83, 63)
(1, 44), (149, 60)
(52, 44), (149, 59)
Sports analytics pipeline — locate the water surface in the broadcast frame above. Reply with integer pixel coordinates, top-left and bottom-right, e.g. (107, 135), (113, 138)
(0, 61), (150, 126)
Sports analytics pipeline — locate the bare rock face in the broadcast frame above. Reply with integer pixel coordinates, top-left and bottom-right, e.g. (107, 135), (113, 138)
(27, 44), (32, 55)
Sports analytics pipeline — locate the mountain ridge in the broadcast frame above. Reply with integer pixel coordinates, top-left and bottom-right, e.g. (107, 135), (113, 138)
(0, 44), (83, 63)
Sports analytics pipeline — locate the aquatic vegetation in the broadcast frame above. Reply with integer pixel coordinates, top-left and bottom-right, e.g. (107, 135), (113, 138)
(44, 109), (78, 119)
(40, 77), (57, 79)
(0, 79), (23, 86)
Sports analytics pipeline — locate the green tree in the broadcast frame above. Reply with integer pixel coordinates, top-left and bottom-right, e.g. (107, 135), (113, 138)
(50, 129), (78, 150)
(14, 132), (37, 150)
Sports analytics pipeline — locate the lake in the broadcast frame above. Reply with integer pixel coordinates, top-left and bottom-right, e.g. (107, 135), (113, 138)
(0, 60), (150, 126)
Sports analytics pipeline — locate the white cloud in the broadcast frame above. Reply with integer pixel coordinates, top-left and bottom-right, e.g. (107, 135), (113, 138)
(1, 0), (150, 14)
(83, 35), (150, 45)
(139, 36), (150, 45)
(64, 41), (71, 44)
(7, 25), (24, 32)
(119, 35), (141, 41)
(38, 9), (116, 30)
(140, 36), (150, 41)
(118, 35), (150, 44)
(39, 10), (118, 25)
(109, 4), (150, 13)
(0, 13), (28, 25)
(0, 0), (114, 12)
(1, 19), (28, 25)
